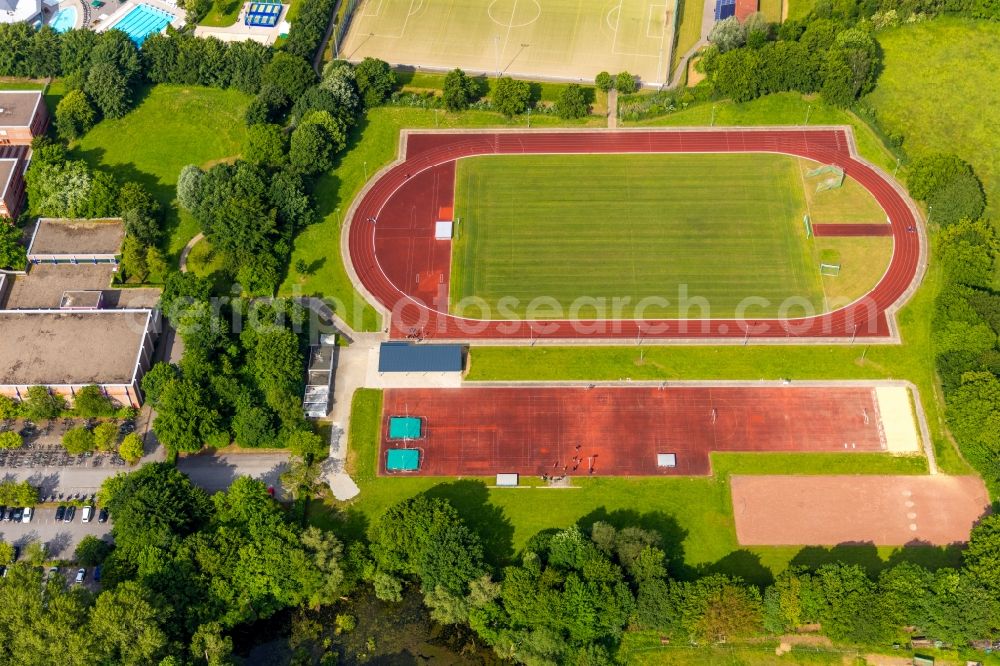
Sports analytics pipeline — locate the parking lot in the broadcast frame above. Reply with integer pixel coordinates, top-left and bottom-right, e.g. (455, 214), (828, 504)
(1, 505), (112, 559)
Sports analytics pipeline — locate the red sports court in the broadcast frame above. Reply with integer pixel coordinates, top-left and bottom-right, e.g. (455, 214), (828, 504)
(379, 386), (887, 477)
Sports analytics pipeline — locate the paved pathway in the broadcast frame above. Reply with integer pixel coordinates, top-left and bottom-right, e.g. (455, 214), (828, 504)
(177, 232), (204, 274)
(607, 89), (618, 128)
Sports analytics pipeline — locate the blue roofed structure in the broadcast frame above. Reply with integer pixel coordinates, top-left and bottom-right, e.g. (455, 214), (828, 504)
(714, 0), (736, 19)
(378, 342), (464, 373)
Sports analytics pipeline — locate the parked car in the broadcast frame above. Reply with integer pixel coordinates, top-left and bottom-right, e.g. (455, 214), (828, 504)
(55, 506), (66, 522)
(63, 506), (75, 523)
(47, 566), (59, 580)
(11, 507), (23, 522)
(0, 506), (6, 521)
(93, 566), (101, 582)
(81, 505), (93, 523)
(74, 569), (86, 584)
(21, 507), (32, 523)
(97, 508), (109, 524)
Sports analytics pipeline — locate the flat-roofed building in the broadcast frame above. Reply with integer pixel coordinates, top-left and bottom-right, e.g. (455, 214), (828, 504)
(0, 90), (49, 145)
(27, 217), (126, 263)
(0, 309), (161, 408)
(0, 145), (29, 220)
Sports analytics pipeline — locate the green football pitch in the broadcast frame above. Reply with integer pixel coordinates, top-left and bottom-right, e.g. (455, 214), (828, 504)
(450, 153), (826, 320)
(340, 0), (674, 86)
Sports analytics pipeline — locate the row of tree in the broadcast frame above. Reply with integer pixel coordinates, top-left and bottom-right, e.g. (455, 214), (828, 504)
(0, 385), (133, 421)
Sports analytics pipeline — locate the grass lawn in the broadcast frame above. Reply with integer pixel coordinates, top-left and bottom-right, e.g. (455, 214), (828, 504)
(316, 387), (952, 587)
(759, 0), (783, 22)
(0, 79), (47, 90)
(200, 0), (242, 26)
(798, 158), (887, 224)
(865, 18), (1000, 216)
(281, 106), (605, 332)
(671, 0), (704, 79)
(451, 152), (825, 319)
(71, 85), (250, 265)
(786, 0), (816, 20)
(184, 237), (231, 294)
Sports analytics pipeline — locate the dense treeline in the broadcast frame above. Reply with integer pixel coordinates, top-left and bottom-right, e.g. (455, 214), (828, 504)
(700, 0), (1000, 107)
(141, 273), (329, 457)
(284, 0), (339, 62)
(357, 493), (1000, 663)
(0, 465), (349, 664)
(4, 468), (998, 663)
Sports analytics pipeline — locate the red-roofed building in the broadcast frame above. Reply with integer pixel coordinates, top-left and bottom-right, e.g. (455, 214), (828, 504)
(736, 0), (759, 21)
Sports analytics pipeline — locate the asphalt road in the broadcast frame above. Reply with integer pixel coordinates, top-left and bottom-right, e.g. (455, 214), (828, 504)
(1, 506), (112, 559)
(177, 452), (290, 498)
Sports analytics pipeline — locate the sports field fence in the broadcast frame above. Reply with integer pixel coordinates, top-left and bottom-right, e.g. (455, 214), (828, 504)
(333, 0), (361, 56)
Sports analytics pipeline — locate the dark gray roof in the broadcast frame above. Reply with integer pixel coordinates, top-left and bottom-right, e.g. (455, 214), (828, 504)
(378, 342), (464, 373)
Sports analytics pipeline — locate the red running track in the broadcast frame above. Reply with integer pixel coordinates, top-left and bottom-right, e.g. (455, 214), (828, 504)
(379, 387), (886, 477)
(812, 223), (895, 237)
(347, 129), (922, 341)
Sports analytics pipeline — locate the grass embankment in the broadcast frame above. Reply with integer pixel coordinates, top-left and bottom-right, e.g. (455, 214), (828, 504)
(451, 152), (824, 318)
(315, 388), (943, 587)
(200, 0), (242, 27)
(865, 18), (1000, 216)
(670, 0), (704, 79)
(71, 84), (250, 266)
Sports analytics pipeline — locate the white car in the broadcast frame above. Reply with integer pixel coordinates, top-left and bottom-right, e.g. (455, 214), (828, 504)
(21, 507), (32, 523)
(74, 568), (86, 584)
(81, 505), (93, 523)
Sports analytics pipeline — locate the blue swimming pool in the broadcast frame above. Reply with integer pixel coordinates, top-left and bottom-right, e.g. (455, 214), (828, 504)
(110, 3), (175, 46)
(49, 6), (78, 33)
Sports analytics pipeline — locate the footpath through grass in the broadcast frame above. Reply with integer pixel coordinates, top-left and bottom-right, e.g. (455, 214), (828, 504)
(71, 84), (250, 265)
(316, 388), (945, 588)
(865, 17), (1000, 215)
(451, 152), (822, 318)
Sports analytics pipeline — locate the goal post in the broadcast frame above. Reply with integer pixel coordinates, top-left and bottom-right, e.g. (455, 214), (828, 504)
(803, 214), (813, 238)
(820, 262), (841, 276)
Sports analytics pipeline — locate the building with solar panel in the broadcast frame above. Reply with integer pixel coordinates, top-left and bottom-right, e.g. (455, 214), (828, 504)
(245, 1), (282, 27)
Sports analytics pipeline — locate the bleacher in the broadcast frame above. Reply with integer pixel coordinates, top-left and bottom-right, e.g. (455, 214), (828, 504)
(714, 0), (736, 20)
(244, 2), (282, 27)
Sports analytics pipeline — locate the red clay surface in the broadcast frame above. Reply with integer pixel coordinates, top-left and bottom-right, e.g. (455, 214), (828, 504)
(732, 475), (990, 545)
(380, 386), (886, 477)
(347, 128), (922, 341)
(812, 223), (895, 237)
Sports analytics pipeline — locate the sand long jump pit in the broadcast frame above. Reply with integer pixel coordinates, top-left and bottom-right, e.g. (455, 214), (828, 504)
(339, 0), (675, 86)
(732, 475), (990, 546)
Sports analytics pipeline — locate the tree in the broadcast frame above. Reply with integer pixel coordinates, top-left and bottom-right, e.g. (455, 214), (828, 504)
(176, 164), (205, 214)
(227, 39), (272, 95)
(708, 17), (745, 52)
(354, 57), (396, 107)
(243, 123), (286, 168)
(190, 621), (233, 666)
(965, 514), (1000, 593)
(929, 174), (987, 226)
(289, 112), (346, 175)
(85, 61), (132, 119)
(184, 0), (212, 23)
(90, 581), (170, 664)
(554, 84), (589, 119)
(595, 71), (613, 92)
(93, 421), (120, 452)
(75, 535), (112, 566)
(615, 71), (637, 94)
(140, 362), (180, 408)
(231, 405), (276, 448)
(442, 68), (479, 111)
(280, 457), (324, 500)
(0, 541), (14, 566)
(73, 384), (115, 417)
(24, 386), (65, 420)
(63, 427), (95, 455)
(119, 433), (145, 464)
(369, 496), (486, 599)
(286, 429), (325, 459)
(0, 222), (26, 271)
(152, 379), (225, 453)
(118, 181), (161, 247)
(261, 51), (316, 100)
(491, 77), (531, 117)
(55, 89), (95, 141)
(0, 431), (23, 450)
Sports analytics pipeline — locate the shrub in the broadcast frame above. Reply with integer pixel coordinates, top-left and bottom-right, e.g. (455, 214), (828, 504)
(554, 84), (589, 119)
(442, 68), (479, 111)
(75, 535), (112, 566)
(73, 384), (115, 417)
(615, 71), (637, 94)
(119, 432), (145, 464)
(55, 89), (96, 141)
(354, 57), (396, 108)
(491, 77), (531, 117)
(93, 421), (120, 452)
(0, 431), (23, 450)
(63, 427), (95, 455)
(0, 395), (18, 419)
(595, 71), (613, 92)
(24, 386), (66, 420)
